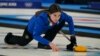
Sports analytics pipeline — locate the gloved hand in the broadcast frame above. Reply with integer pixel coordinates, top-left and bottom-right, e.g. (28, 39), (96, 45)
(70, 35), (77, 46)
(66, 35), (77, 51)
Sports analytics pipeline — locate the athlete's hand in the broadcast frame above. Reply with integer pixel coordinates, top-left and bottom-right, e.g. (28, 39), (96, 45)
(70, 35), (77, 45)
(49, 42), (59, 52)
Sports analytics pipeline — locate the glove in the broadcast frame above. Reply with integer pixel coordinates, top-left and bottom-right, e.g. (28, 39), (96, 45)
(70, 35), (77, 46)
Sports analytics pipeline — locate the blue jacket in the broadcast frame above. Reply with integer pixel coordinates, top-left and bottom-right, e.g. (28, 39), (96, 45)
(27, 12), (75, 45)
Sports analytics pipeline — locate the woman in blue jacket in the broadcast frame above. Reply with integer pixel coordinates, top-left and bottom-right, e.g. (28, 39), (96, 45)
(4, 4), (76, 51)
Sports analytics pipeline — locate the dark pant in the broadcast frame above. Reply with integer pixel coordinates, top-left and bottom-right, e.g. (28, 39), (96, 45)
(5, 20), (65, 46)
(4, 27), (33, 46)
(17, 28), (33, 46)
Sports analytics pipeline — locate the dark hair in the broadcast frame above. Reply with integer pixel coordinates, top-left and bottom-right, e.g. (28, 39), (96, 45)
(35, 4), (61, 16)
(48, 4), (62, 14)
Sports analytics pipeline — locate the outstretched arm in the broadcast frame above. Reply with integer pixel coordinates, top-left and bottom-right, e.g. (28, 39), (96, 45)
(32, 18), (50, 45)
(62, 12), (75, 35)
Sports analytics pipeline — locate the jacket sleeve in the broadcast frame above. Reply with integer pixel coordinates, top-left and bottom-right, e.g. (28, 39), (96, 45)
(32, 17), (50, 45)
(62, 13), (75, 35)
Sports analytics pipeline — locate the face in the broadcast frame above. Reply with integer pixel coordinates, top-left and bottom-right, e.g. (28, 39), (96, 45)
(49, 12), (61, 23)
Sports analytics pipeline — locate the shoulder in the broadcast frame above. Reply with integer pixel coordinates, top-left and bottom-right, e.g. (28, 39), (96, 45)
(61, 12), (72, 19)
(37, 12), (48, 18)
(35, 12), (49, 25)
(61, 12), (70, 17)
